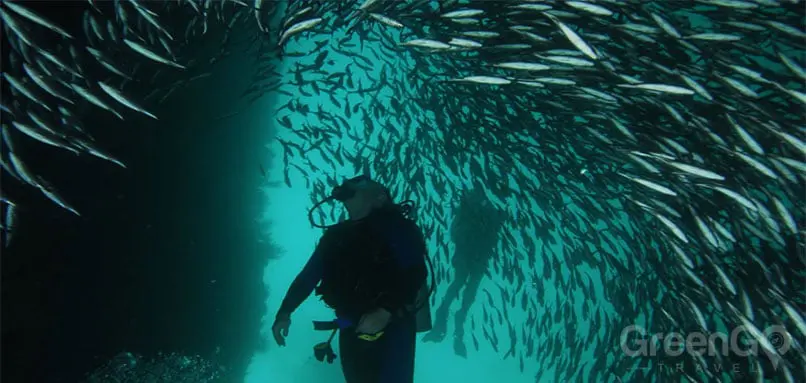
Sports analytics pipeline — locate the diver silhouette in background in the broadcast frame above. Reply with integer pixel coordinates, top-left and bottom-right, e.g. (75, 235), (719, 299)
(422, 186), (507, 357)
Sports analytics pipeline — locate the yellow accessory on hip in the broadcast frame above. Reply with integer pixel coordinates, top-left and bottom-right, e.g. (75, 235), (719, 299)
(357, 331), (384, 341)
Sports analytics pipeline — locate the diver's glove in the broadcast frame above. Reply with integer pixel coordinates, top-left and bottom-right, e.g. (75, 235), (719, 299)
(314, 330), (338, 364)
(272, 311), (291, 347)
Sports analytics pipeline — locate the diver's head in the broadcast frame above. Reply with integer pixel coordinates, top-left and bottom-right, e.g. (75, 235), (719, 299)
(337, 177), (393, 220)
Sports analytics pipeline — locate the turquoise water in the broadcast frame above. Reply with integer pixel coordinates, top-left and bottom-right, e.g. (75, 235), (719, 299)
(3, 1), (803, 382)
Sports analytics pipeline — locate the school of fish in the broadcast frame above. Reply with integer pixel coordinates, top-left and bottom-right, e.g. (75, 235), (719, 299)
(1, 0), (804, 382)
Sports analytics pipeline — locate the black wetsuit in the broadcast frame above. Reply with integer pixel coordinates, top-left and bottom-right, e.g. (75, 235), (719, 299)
(276, 207), (428, 383)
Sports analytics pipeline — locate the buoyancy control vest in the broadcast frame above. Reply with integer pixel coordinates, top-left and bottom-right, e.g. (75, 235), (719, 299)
(313, 215), (401, 318)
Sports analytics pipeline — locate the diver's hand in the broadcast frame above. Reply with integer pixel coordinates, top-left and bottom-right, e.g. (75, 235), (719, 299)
(272, 312), (291, 347)
(356, 308), (392, 334)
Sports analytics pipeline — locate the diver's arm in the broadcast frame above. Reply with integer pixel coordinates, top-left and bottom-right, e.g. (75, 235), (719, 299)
(375, 220), (428, 317)
(276, 237), (327, 317)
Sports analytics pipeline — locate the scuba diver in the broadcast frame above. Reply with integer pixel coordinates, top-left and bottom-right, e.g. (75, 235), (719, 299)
(272, 175), (432, 383)
(422, 186), (507, 357)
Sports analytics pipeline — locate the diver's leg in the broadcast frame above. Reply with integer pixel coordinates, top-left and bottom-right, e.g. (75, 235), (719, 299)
(422, 269), (468, 342)
(339, 329), (361, 383)
(339, 328), (380, 383)
(453, 270), (483, 357)
(377, 318), (417, 383)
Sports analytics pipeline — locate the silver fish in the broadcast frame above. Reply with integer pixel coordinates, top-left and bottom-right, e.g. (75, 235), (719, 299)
(0, 7), (39, 49)
(72, 136), (127, 168)
(565, 1), (613, 17)
(123, 38), (186, 69)
(278, 18), (323, 46)
(665, 161), (725, 181)
(617, 83), (695, 95)
(448, 76), (511, 85)
(2, 72), (52, 112)
(653, 212), (689, 243)
(448, 38), (482, 48)
(11, 121), (78, 155)
(619, 173), (677, 196)
(98, 82), (158, 120)
(69, 83), (125, 121)
(494, 62), (550, 71)
(545, 14), (598, 60)
(36, 177), (80, 216)
(441, 9), (484, 19)
(369, 13), (403, 29)
(685, 33), (742, 41)
(2, 0), (74, 39)
(401, 39), (452, 50)
(536, 55), (594, 67)
(22, 63), (74, 104)
(9, 151), (39, 188)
